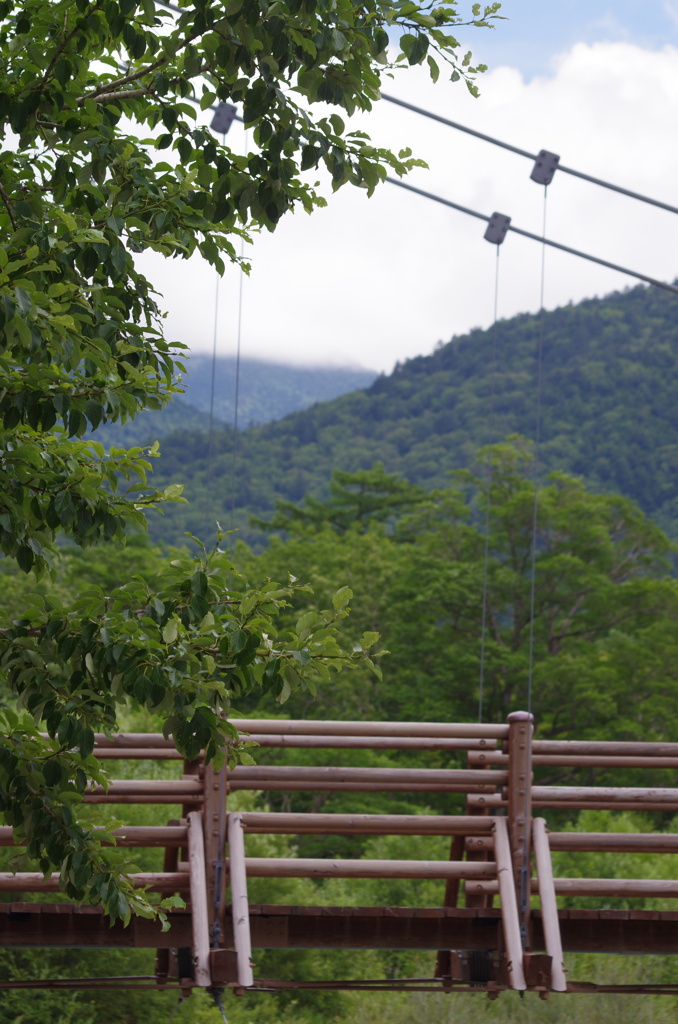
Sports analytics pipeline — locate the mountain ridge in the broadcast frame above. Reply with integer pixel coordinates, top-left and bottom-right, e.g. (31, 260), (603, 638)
(135, 283), (678, 548)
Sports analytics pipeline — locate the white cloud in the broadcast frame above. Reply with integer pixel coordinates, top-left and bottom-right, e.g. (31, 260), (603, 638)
(139, 41), (678, 373)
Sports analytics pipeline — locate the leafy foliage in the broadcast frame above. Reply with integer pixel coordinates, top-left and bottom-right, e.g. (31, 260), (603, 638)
(255, 462), (427, 533)
(240, 447), (678, 739)
(0, 0), (497, 920)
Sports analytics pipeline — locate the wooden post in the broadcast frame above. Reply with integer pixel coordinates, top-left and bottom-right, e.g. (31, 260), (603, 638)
(532, 818), (567, 992)
(187, 811), (212, 988)
(156, 819), (182, 984)
(434, 832), (465, 980)
(492, 817), (526, 991)
(507, 711), (533, 949)
(203, 762), (227, 944)
(227, 813), (254, 988)
(463, 747), (493, 912)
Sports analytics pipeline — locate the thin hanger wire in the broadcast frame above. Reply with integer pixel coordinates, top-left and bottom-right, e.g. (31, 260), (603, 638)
(526, 185), (549, 715)
(478, 244), (501, 723)
(229, 234), (245, 545)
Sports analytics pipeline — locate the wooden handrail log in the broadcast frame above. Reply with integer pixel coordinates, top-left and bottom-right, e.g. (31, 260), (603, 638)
(244, 734), (499, 750)
(91, 729), (503, 753)
(83, 780), (202, 804)
(532, 786), (678, 803)
(230, 781), (500, 793)
(239, 813), (496, 835)
(471, 751), (678, 769)
(464, 835), (495, 851)
(86, 781), (202, 795)
(92, 733), (176, 748)
(468, 878), (678, 898)
(241, 858), (498, 879)
(469, 792), (678, 811)
(0, 826), (188, 848)
(229, 766), (506, 786)
(0, 872), (189, 893)
(536, 802), (678, 812)
(547, 832), (678, 853)
(93, 749), (185, 760)
(532, 740), (678, 757)
(234, 720), (509, 739)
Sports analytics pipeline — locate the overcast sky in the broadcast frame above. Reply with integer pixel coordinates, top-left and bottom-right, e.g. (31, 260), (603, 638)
(139, 2), (678, 373)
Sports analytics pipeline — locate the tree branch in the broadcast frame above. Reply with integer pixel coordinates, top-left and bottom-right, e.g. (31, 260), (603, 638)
(80, 25), (206, 103)
(37, 1), (106, 99)
(82, 87), (155, 105)
(0, 181), (17, 231)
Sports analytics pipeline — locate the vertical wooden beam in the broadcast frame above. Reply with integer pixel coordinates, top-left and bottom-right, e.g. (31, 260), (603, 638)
(187, 811), (212, 988)
(155, 818), (180, 983)
(463, 752), (493, 911)
(493, 817), (526, 991)
(532, 818), (567, 992)
(227, 812), (254, 988)
(434, 832), (465, 980)
(203, 762), (228, 943)
(507, 711), (533, 948)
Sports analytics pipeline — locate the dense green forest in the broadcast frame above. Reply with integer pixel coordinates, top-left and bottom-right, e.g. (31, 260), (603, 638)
(136, 283), (678, 548)
(5, 286), (678, 1020)
(4, 447), (678, 1021)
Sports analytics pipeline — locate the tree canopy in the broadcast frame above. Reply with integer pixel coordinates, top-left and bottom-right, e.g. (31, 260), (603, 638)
(245, 446), (678, 737)
(0, 0), (503, 922)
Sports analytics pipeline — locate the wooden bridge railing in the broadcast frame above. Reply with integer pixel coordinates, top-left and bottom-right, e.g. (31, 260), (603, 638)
(3, 713), (678, 996)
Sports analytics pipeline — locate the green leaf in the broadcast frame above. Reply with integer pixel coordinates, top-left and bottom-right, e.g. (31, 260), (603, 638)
(162, 618), (178, 644)
(332, 586), (352, 611)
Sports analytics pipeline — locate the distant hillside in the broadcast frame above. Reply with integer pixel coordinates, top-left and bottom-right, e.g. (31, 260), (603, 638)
(92, 356), (377, 449)
(140, 284), (678, 548)
(180, 354), (377, 427)
(93, 398), (217, 450)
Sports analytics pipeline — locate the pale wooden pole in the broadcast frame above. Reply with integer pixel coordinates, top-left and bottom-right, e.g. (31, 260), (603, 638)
(532, 818), (567, 992)
(187, 811), (212, 988)
(492, 816), (526, 991)
(227, 812), (254, 988)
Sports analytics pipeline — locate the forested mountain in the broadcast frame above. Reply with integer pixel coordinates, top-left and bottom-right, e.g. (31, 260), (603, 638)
(92, 356), (377, 450)
(141, 283), (678, 548)
(181, 354), (377, 426)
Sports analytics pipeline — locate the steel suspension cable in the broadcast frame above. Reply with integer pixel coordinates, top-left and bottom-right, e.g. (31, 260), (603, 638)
(478, 244), (501, 724)
(385, 176), (678, 295)
(382, 92), (678, 216)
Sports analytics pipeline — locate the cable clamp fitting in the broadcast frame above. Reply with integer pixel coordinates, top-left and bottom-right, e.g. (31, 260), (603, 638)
(484, 212), (511, 245)
(530, 149), (560, 185)
(211, 102), (238, 135)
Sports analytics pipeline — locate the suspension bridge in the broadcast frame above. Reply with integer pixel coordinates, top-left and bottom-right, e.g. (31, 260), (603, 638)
(3, 712), (678, 997)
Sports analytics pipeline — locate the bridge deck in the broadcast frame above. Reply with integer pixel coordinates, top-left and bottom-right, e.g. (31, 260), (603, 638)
(3, 712), (678, 996)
